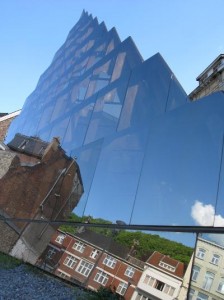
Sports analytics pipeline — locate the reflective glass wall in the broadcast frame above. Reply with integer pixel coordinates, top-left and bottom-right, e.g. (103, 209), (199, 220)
(5, 11), (224, 245)
(4, 10), (224, 299)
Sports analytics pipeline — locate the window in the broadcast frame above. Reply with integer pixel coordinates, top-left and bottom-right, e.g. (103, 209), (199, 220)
(196, 248), (206, 260)
(73, 241), (85, 253)
(55, 234), (65, 244)
(58, 271), (70, 280)
(135, 293), (149, 300)
(143, 275), (155, 286)
(211, 254), (220, 265)
(46, 248), (56, 259)
(196, 292), (208, 300)
(192, 265), (200, 281)
(159, 261), (175, 272)
(202, 271), (214, 291)
(18, 140), (28, 149)
(103, 255), (117, 268)
(90, 249), (99, 259)
(189, 288), (195, 300)
(76, 260), (93, 277)
(94, 270), (109, 285)
(116, 282), (128, 295)
(217, 277), (224, 294)
(63, 255), (77, 268)
(124, 266), (135, 278)
(154, 280), (165, 291)
(163, 284), (175, 296)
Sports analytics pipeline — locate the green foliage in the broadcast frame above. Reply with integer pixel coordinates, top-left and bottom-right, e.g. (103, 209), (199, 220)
(60, 213), (193, 266)
(114, 230), (193, 266)
(60, 213), (113, 236)
(0, 252), (22, 269)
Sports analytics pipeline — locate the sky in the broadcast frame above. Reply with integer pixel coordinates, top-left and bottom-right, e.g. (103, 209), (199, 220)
(0, 0), (224, 113)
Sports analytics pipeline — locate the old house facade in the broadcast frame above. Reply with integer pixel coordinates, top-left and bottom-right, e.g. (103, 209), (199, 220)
(189, 54), (224, 100)
(132, 251), (185, 300)
(0, 133), (83, 264)
(189, 237), (224, 300)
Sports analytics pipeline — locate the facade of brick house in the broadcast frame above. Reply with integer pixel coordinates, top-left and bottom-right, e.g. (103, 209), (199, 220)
(38, 229), (144, 299)
(38, 229), (189, 299)
(0, 133), (83, 264)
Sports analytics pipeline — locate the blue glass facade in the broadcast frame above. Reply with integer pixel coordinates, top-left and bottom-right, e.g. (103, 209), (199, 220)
(5, 11), (224, 236)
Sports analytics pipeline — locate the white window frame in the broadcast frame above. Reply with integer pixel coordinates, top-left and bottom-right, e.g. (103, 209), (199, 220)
(192, 265), (200, 281)
(63, 254), (77, 269)
(189, 288), (195, 300)
(211, 254), (220, 265)
(159, 261), (175, 272)
(124, 266), (135, 278)
(163, 284), (175, 296)
(196, 292), (209, 300)
(76, 260), (94, 277)
(73, 241), (85, 253)
(116, 282), (128, 296)
(55, 234), (65, 244)
(143, 275), (155, 287)
(94, 270), (109, 286)
(202, 271), (214, 291)
(103, 255), (117, 269)
(135, 293), (149, 300)
(217, 277), (224, 294)
(196, 248), (206, 260)
(90, 249), (99, 259)
(58, 270), (71, 280)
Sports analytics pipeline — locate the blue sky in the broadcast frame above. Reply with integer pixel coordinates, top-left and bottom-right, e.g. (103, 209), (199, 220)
(1, 0), (224, 113)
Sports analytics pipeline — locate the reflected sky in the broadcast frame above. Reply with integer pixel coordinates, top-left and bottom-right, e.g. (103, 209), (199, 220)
(5, 12), (224, 247)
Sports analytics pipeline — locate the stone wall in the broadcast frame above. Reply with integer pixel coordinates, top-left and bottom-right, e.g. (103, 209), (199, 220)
(0, 222), (19, 253)
(0, 111), (20, 142)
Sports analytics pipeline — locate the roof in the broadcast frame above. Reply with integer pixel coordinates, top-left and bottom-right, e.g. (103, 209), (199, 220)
(196, 54), (224, 81)
(7, 133), (48, 158)
(73, 228), (130, 260)
(0, 110), (21, 122)
(63, 228), (143, 269)
(0, 113), (8, 118)
(146, 251), (185, 279)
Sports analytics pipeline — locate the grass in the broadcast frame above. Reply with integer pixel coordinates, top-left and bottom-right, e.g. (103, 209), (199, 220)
(0, 251), (22, 269)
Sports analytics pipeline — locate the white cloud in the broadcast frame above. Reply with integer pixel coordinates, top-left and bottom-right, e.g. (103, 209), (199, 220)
(191, 200), (224, 226)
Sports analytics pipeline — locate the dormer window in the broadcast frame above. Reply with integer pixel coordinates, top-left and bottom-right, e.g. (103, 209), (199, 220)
(18, 140), (28, 150)
(159, 261), (175, 272)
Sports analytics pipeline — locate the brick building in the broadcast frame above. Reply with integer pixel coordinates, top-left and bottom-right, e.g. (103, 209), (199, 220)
(38, 229), (189, 299)
(0, 110), (20, 141)
(38, 228), (144, 299)
(0, 134), (83, 264)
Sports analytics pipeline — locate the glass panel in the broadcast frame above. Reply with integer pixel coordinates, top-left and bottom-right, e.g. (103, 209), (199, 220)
(71, 139), (104, 217)
(131, 95), (224, 230)
(83, 129), (148, 224)
(84, 81), (128, 144)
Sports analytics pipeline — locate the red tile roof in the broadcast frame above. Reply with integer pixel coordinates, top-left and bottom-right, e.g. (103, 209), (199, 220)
(146, 251), (185, 278)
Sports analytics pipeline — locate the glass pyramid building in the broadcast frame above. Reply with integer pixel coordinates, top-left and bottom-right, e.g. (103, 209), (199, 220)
(5, 11), (224, 237)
